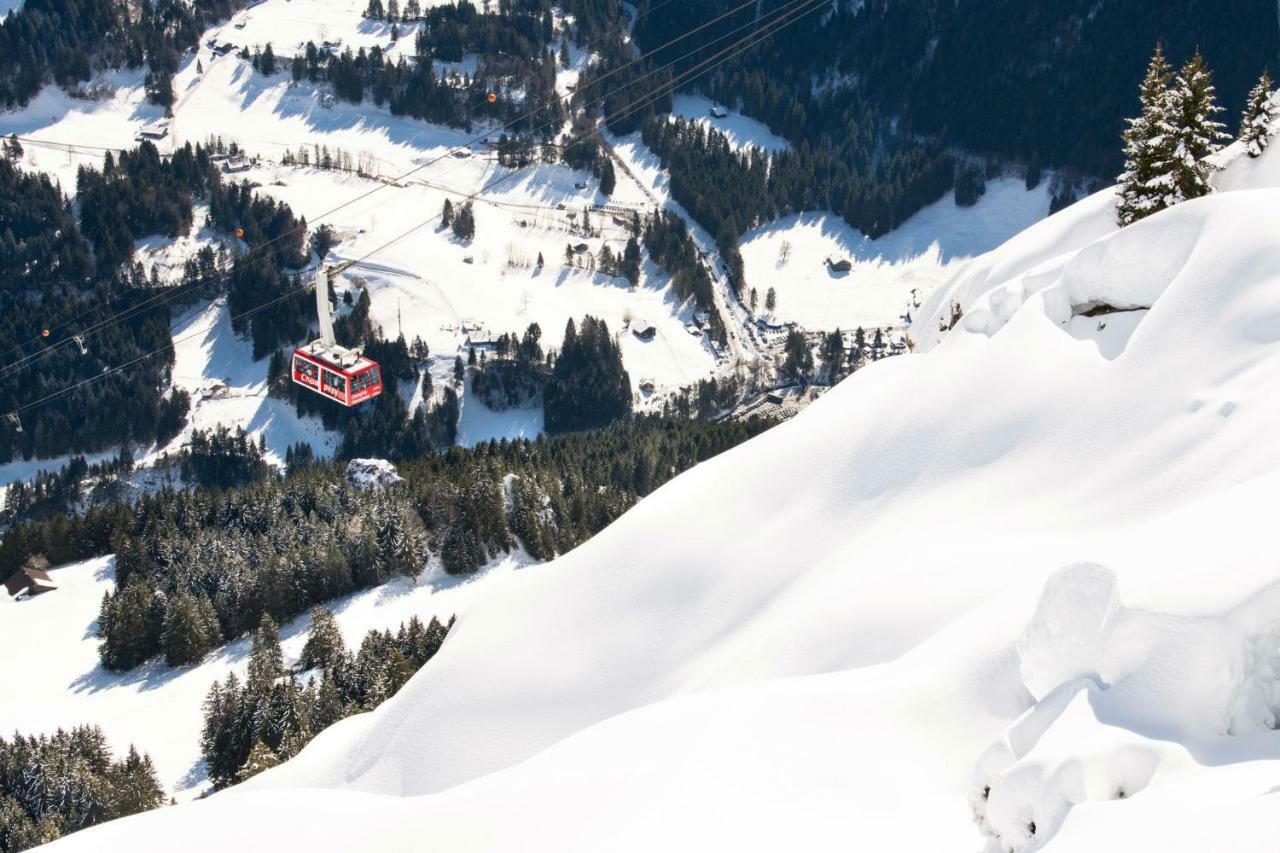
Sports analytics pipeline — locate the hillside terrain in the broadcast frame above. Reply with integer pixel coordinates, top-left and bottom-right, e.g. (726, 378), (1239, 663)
(23, 129), (1280, 853)
(2, 1), (1279, 851)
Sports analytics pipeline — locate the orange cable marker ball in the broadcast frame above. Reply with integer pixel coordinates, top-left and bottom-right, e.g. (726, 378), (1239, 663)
(41, 329), (49, 338)
(487, 92), (497, 104)
(235, 228), (245, 238)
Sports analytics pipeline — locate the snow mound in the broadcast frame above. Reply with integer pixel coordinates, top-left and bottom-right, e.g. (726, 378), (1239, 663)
(345, 458), (404, 490)
(974, 562), (1280, 851)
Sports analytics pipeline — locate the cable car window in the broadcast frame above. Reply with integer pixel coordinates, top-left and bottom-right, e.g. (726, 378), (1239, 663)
(294, 357), (318, 379)
(367, 366), (380, 386)
(322, 369), (347, 394)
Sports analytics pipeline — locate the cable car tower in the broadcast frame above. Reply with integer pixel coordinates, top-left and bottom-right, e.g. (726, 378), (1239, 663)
(291, 262), (383, 407)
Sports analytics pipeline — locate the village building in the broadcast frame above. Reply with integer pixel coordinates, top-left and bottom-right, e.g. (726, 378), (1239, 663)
(466, 328), (499, 348)
(136, 120), (170, 142)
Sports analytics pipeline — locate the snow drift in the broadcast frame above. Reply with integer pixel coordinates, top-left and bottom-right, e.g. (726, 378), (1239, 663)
(42, 137), (1280, 853)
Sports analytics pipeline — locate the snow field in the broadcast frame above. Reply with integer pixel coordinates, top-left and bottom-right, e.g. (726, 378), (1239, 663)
(213, 0), (425, 65)
(739, 179), (1052, 332)
(157, 297), (340, 468)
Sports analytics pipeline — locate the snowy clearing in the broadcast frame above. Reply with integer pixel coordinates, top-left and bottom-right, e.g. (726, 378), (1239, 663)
(213, 0), (427, 64)
(741, 178), (1052, 331)
(669, 93), (791, 154)
(155, 297), (339, 468)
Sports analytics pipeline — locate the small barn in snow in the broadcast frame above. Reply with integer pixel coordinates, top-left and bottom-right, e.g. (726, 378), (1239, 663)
(4, 562), (56, 598)
(136, 120), (170, 142)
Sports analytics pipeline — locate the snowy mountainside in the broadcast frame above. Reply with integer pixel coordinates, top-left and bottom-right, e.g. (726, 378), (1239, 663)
(45, 141), (1280, 850)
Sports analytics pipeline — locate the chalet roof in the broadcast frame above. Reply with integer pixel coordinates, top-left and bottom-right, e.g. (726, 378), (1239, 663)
(4, 566), (56, 597)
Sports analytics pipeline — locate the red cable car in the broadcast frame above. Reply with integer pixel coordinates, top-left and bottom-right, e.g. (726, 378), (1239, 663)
(292, 264), (383, 407)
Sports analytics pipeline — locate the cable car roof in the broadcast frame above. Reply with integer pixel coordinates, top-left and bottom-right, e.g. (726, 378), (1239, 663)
(295, 341), (378, 373)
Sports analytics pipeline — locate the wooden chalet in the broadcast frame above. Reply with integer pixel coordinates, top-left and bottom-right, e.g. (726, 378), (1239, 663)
(4, 564), (56, 598)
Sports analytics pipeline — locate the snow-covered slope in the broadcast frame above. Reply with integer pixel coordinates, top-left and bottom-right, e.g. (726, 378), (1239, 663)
(740, 178), (1051, 331)
(43, 139), (1280, 850)
(0, 552), (527, 798)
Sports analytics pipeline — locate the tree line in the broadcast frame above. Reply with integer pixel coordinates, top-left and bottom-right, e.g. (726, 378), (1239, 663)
(0, 726), (164, 853)
(468, 315), (633, 434)
(0, 416), (773, 672)
(0, 0), (253, 110)
(626, 0), (1274, 180)
(639, 115), (953, 298)
(200, 609), (451, 788)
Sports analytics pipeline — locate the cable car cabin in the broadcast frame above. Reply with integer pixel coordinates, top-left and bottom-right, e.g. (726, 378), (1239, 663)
(292, 342), (382, 407)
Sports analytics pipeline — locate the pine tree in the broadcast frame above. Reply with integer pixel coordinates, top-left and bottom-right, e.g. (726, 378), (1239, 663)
(247, 614), (284, 690)
(299, 607), (345, 672)
(622, 237), (641, 287)
(765, 287), (777, 311)
(312, 677), (347, 730)
(236, 741), (280, 783)
(782, 330), (813, 381)
(1239, 69), (1275, 157)
(1116, 45), (1179, 226)
(451, 201), (475, 240)
(820, 330), (845, 383)
(441, 197), (453, 227)
(599, 159), (616, 196)
(105, 746), (165, 820)
(162, 589), (214, 667)
(1167, 50), (1229, 203)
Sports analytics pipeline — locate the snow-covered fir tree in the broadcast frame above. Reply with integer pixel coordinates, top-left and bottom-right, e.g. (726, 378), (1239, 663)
(1167, 50), (1230, 202)
(235, 741), (280, 783)
(1239, 69), (1276, 157)
(1116, 45), (1179, 226)
(299, 607), (346, 672)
